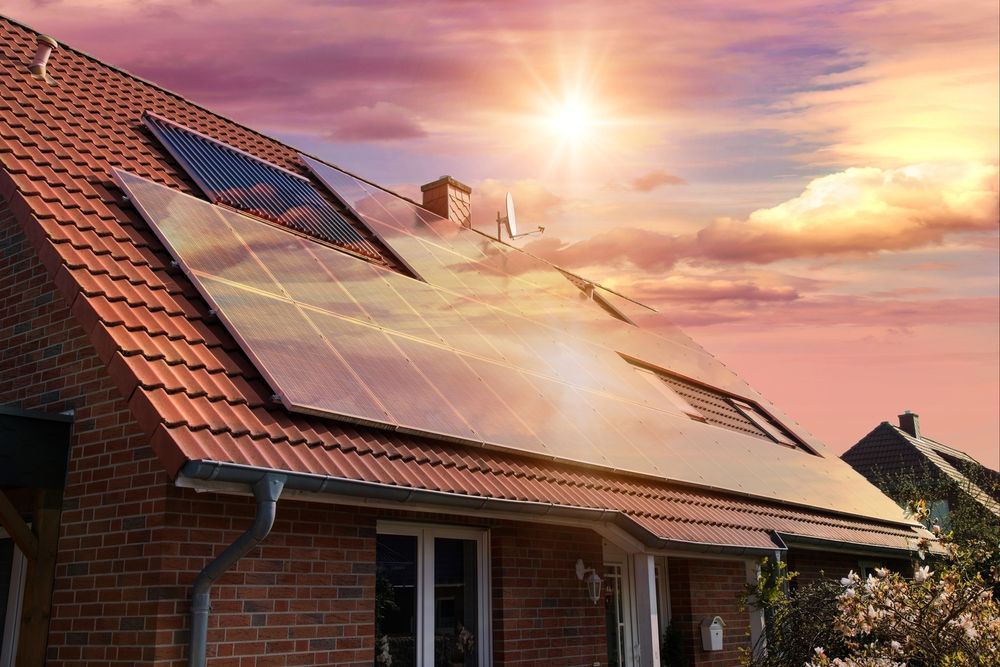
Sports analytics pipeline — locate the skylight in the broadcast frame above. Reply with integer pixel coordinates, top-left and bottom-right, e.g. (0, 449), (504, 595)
(625, 358), (811, 452)
(143, 112), (386, 262)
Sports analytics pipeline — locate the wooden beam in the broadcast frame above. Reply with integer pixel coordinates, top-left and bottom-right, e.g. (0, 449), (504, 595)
(16, 488), (63, 667)
(0, 490), (37, 560)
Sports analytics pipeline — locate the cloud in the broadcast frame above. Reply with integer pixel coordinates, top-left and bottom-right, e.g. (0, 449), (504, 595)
(327, 102), (426, 141)
(524, 162), (999, 271)
(472, 178), (566, 228)
(628, 169), (686, 192)
(696, 162), (999, 263)
(523, 228), (689, 272)
(641, 293), (999, 330)
(634, 277), (799, 304)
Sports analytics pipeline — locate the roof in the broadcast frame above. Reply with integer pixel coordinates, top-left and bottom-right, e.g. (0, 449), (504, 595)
(0, 16), (926, 554)
(842, 421), (1000, 517)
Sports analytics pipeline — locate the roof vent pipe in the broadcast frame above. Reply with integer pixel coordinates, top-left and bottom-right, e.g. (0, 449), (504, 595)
(28, 34), (58, 82)
(189, 474), (285, 667)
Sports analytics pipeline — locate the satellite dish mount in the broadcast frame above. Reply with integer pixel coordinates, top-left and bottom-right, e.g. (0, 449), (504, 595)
(497, 192), (544, 241)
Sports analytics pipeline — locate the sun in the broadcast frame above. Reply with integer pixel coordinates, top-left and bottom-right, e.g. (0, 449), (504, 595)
(548, 96), (596, 142)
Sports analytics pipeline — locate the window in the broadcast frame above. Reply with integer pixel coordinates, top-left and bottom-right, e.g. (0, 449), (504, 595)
(376, 523), (490, 667)
(623, 357), (809, 451)
(143, 112), (387, 262)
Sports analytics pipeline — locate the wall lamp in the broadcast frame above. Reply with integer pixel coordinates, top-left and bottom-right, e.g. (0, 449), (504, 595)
(575, 558), (603, 604)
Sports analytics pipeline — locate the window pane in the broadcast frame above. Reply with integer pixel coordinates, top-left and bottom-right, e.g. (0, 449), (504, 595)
(434, 538), (478, 666)
(376, 534), (418, 667)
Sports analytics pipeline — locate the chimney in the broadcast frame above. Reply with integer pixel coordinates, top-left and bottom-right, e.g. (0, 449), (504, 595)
(420, 175), (472, 228)
(898, 410), (920, 438)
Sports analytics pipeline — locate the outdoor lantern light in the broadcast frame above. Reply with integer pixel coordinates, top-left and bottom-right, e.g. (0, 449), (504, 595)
(575, 558), (603, 604)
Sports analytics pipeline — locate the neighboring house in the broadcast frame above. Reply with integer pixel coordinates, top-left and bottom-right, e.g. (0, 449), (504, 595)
(842, 411), (1000, 526)
(0, 18), (932, 667)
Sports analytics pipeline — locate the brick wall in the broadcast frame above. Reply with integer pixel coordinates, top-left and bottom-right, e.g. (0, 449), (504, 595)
(668, 557), (750, 667)
(491, 523), (606, 666)
(163, 494), (377, 666)
(1, 200), (174, 664)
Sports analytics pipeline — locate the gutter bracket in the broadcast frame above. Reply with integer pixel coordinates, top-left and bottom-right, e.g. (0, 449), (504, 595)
(188, 473), (285, 667)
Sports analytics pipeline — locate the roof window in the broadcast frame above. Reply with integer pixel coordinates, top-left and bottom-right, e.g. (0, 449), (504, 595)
(143, 112), (387, 263)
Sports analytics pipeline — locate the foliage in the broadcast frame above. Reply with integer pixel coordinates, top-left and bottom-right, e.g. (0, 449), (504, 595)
(878, 464), (1000, 588)
(805, 562), (999, 666)
(740, 499), (1000, 667)
(738, 559), (847, 667)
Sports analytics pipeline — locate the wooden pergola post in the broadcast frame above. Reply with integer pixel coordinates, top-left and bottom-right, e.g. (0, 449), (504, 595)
(0, 407), (71, 666)
(15, 489), (63, 667)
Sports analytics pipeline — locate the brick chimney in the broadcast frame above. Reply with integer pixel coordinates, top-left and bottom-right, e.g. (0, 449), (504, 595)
(420, 175), (472, 228)
(898, 410), (920, 438)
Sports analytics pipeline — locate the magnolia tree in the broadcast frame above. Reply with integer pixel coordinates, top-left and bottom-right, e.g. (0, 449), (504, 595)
(742, 500), (1000, 667)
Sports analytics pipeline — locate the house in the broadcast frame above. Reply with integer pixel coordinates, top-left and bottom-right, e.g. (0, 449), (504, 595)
(0, 17), (933, 667)
(842, 412), (1000, 528)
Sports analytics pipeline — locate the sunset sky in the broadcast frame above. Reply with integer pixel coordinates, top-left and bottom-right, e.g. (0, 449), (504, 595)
(7, 0), (998, 468)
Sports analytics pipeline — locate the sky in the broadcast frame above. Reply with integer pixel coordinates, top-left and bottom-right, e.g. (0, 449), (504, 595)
(7, 0), (998, 468)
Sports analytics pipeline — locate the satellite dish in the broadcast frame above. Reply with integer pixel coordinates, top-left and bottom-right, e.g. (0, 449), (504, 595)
(505, 191), (517, 237)
(496, 192), (544, 241)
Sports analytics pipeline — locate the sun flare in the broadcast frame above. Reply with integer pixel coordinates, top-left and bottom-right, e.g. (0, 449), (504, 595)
(548, 96), (596, 141)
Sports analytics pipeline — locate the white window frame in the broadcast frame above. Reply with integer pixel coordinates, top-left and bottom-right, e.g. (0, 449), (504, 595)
(0, 531), (28, 667)
(377, 521), (492, 667)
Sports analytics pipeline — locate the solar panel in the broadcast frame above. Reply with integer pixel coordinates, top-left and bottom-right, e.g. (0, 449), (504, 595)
(143, 112), (385, 261)
(301, 155), (760, 397)
(115, 167), (912, 523)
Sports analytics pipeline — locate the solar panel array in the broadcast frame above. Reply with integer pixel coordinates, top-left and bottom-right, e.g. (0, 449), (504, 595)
(114, 165), (912, 522)
(143, 113), (384, 261)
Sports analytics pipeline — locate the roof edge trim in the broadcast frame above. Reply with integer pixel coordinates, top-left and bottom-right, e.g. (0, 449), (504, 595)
(178, 459), (784, 557)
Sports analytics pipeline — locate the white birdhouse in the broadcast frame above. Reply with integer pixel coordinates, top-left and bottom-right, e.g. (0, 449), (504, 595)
(700, 616), (726, 651)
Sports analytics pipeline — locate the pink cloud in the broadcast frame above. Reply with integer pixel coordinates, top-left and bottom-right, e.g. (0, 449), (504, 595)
(522, 228), (688, 272)
(628, 169), (686, 192)
(472, 179), (565, 227)
(523, 162), (999, 271)
(327, 103), (426, 141)
(641, 294), (999, 329)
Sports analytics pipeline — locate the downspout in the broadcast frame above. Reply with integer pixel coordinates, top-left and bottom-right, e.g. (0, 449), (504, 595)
(189, 474), (285, 667)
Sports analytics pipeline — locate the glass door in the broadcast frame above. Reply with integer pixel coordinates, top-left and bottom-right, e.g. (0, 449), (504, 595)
(376, 524), (489, 667)
(433, 538), (478, 666)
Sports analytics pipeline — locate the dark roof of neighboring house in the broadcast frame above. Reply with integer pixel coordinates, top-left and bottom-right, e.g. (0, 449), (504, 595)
(0, 15), (927, 554)
(842, 420), (1000, 518)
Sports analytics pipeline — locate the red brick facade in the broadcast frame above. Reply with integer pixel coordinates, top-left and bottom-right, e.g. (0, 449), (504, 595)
(667, 557), (751, 667)
(491, 524), (606, 666)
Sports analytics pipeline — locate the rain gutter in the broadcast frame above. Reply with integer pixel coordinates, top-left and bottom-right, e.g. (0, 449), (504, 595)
(773, 531), (922, 559)
(179, 460), (783, 558)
